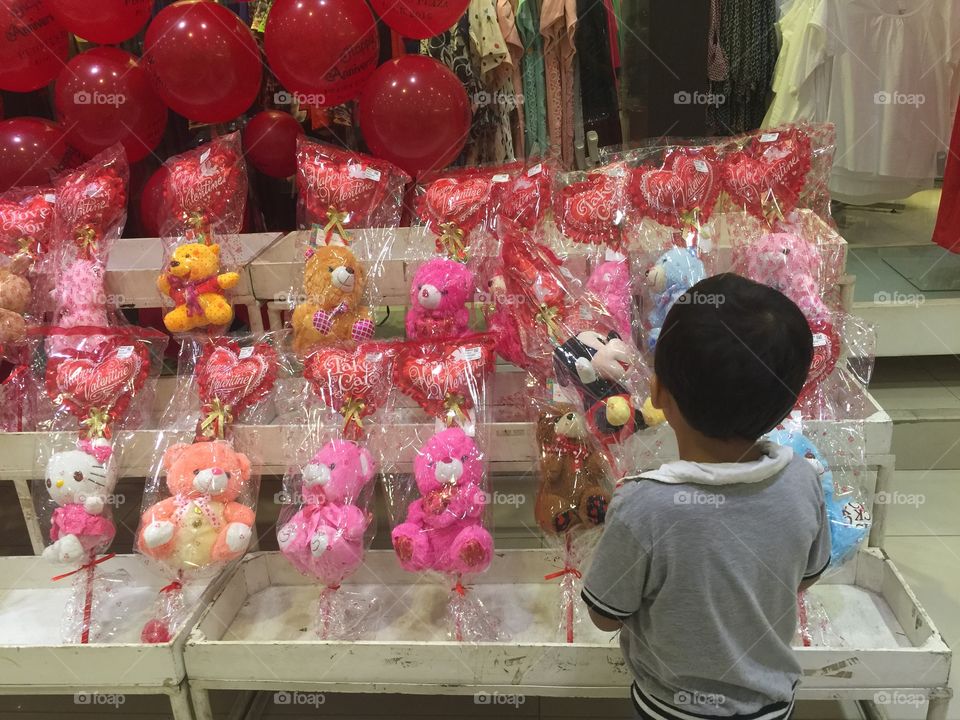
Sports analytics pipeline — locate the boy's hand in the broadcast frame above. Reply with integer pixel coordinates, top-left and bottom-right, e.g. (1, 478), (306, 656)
(588, 607), (622, 633)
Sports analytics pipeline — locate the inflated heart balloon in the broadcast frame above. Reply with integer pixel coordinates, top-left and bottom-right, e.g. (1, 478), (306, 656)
(797, 317), (840, 405)
(394, 337), (494, 425)
(0, 190), (55, 260)
(45, 338), (150, 437)
(502, 166), (551, 230)
(164, 136), (247, 237)
(196, 341), (279, 420)
(417, 171), (495, 259)
(629, 148), (721, 230)
(722, 129), (811, 224)
(55, 165), (127, 258)
(554, 170), (625, 246)
(303, 343), (396, 438)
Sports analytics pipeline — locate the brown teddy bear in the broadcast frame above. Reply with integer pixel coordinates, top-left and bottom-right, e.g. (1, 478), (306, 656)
(534, 404), (611, 534)
(0, 256), (32, 343)
(291, 244), (374, 355)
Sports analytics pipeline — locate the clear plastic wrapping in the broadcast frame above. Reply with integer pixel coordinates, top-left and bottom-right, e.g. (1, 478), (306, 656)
(552, 163), (628, 248)
(156, 134), (248, 334)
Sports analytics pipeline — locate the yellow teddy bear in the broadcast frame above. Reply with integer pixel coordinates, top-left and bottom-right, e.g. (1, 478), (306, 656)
(157, 243), (240, 333)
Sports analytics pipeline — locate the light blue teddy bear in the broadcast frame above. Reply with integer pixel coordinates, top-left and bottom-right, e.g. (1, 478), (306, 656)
(645, 246), (706, 350)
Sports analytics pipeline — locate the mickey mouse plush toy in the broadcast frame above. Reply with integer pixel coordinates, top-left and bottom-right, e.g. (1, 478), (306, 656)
(553, 329), (653, 443)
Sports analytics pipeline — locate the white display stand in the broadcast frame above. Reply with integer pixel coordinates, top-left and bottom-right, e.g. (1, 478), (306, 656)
(0, 554), (230, 720)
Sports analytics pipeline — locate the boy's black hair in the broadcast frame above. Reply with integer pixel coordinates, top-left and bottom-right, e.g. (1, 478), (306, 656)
(654, 273), (814, 441)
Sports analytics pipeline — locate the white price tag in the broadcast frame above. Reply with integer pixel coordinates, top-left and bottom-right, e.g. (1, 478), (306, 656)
(116, 346), (134, 359)
(694, 160), (709, 173)
(812, 332), (828, 347)
(349, 165), (381, 182)
(456, 346), (482, 361)
(527, 163), (543, 177)
(44, 193), (56, 203)
(759, 132), (780, 143)
(238, 346), (254, 359)
(491, 173), (510, 183)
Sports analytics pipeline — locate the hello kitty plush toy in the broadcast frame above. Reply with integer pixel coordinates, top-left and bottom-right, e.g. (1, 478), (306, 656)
(405, 258), (474, 340)
(42, 445), (118, 564)
(645, 246), (706, 350)
(277, 440), (377, 584)
(391, 427), (493, 575)
(586, 259), (632, 339)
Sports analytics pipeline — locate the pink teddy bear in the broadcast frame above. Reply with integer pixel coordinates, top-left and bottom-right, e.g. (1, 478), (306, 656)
(277, 440), (376, 585)
(405, 258), (474, 340)
(586, 259), (633, 340)
(744, 233), (829, 322)
(391, 427), (493, 575)
(53, 258), (110, 328)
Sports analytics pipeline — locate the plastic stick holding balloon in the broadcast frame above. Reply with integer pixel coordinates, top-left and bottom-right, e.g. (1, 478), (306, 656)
(31, 325), (167, 643)
(278, 342), (397, 638)
(534, 400), (614, 643)
(379, 335), (502, 641)
(156, 134), (248, 335)
(136, 333), (286, 644)
(766, 417), (871, 572)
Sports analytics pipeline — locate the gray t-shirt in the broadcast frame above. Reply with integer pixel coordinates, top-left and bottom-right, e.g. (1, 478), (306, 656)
(582, 441), (831, 718)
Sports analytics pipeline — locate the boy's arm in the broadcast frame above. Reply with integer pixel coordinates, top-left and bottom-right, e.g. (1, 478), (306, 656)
(801, 475), (832, 591)
(581, 485), (649, 632)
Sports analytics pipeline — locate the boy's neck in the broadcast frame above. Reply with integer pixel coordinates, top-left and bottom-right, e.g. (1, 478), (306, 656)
(675, 431), (764, 465)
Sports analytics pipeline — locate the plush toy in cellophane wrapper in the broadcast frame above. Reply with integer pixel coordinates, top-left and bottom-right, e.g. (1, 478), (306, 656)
(534, 402), (614, 642)
(380, 334), (502, 641)
(136, 333), (286, 643)
(155, 133), (247, 335)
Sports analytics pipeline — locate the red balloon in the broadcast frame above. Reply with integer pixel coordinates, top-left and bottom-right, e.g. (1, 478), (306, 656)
(143, 1), (261, 123)
(55, 48), (168, 163)
(358, 56), (471, 178)
(369, 0), (470, 39)
(140, 166), (168, 238)
(0, 118), (66, 191)
(242, 111), (305, 179)
(49, 0), (152, 44)
(0, 0), (69, 92)
(264, 0), (378, 107)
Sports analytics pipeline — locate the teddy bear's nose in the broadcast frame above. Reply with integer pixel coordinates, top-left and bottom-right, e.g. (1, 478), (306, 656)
(442, 456), (453, 464)
(211, 467), (224, 476)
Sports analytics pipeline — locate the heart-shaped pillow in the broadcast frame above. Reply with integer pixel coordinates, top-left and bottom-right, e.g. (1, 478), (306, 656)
(554, 170), (625, 246)
(164, 136), (246, 236)
(629, 148), (721, 230)
(0, 190), (55, 261)
(722, 129), (811, 224)
(196, 340), (279, 437)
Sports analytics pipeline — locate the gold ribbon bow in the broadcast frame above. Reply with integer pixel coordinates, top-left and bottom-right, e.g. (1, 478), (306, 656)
(184, 211), (211, 244)
(80, 407), (110, 439)
(438, 222), (467, 262)
(341, 396), (366, 433)
(443, 392), (468, 426)
(200, 399), (234, 439)
(679, 207), (701, 230)
(16, 235), (36, 259)
(324, 206), (350, 244)
(75, 226), (98, 259)
(535, 303), (561, 340)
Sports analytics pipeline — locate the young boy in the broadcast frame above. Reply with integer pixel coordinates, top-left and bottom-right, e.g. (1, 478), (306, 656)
(582, 273), (830, 720)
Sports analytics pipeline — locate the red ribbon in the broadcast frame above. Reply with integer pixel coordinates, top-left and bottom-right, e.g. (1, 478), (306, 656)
(167, 275), (224, 317)
(453, 579), (468, 597)
(160, 579), (183, 594)
(549, 436), (593, 472)
(51, 552), (116, 582)
(544, 566), (583, 581)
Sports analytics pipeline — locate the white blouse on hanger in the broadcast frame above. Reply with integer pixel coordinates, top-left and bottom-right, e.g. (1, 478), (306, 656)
(766, 0), (960, 204)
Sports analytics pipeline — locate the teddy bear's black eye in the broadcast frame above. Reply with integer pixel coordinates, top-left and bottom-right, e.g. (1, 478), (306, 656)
(46, 479), (51, 488)
(73, 471), (84, 482)
(328, 266), (334, 272)
(461, 455), (467, 462)
(329, 463), (336, 470)
(566, 413), (575, 420)
(441, 290), (448, 295)
(193, 469), (200, 475)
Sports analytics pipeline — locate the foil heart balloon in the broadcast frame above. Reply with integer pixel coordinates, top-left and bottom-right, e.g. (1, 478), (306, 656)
(554, 169), (626, 246)
(163, 134), (247, 238)
(797, 317), (840, 406)
(416, 170), (496, 260)
(303, 342), (396, 439)
(394, 336), (494, 427)
(195, 340), (279, 440)
(45, 337), (150, 438)
(55, 163), (127, 260)
(501, 165), (551, 230)
(629, 148), (721, 231)
(0, 189), (55, 261)
(722, 129), (811, 224)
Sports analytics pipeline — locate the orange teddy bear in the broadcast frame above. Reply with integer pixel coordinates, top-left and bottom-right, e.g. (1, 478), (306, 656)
(157, 243), (240, 333)
(137, 441), (255, 573)
(291, 244), (374, 355)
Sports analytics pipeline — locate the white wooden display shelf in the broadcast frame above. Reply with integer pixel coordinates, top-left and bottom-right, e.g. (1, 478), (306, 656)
(183, 547), (951, 720)
(0, 553), (234, 720)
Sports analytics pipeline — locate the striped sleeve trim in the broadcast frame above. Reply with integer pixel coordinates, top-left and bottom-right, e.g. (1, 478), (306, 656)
(803, 557), (830, 580)
(632, 684), (795, 720)
(581, 586), (633, 620)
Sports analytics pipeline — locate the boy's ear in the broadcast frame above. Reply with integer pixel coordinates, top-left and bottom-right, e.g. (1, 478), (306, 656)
(650, 374), (665, 411)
